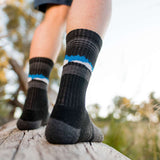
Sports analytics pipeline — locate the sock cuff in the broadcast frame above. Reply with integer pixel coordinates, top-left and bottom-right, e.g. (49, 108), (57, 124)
(28, 80), (47, 90)
(29, 57), (54, 67)
(28, 57), (53, 84)
(66, 29), (102, 51)
(64, 29), (102, 77)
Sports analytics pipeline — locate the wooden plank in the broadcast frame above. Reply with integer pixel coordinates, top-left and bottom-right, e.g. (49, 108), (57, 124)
(0, 128), (25, 160)
(0, 120), (17, 133)
(0, 120), (18, 145)
(14, 128), (45, 160)
(84, 142), (130, 160)
(0, 120), (131, 160)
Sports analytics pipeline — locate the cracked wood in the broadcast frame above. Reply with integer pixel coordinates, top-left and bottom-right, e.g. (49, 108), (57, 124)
(0, 120), (131, 160)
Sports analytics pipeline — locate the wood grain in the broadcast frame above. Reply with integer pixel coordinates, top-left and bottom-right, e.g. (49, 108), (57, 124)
(0, 120), (131, 160)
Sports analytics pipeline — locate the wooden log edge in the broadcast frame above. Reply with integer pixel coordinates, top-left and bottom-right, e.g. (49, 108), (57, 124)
(0, 120), (131, 160)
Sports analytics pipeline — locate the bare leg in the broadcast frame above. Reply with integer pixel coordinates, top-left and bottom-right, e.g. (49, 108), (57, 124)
(67, 0), (112, 37)
(30, 5), (70, 61)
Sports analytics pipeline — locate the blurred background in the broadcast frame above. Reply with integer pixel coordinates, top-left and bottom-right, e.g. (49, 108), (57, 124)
(0, 0), (160, 159)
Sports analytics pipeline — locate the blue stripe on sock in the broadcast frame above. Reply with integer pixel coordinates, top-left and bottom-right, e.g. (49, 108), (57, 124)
(64, 55), (94, 71)
(28, 74), (49, 80)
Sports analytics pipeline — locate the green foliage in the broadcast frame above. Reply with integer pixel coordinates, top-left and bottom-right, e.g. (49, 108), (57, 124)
(92, 93), (160, 160)
(103, 120), (128, 152)
(0, 49), (8, 102)
(0, 1), (39, 124)
(0, 104), (12, 126)
(0, 0), (65, 124)
(3, 3), (37, 63)
(0, 49), (8, 85)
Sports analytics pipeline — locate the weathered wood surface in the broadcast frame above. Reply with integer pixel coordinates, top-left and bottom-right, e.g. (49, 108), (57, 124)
(0, 120), (131, 160)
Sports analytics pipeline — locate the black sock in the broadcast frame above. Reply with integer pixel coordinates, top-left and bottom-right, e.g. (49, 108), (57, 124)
(45, 29), (104, 144)
(17, 57), (53, 130)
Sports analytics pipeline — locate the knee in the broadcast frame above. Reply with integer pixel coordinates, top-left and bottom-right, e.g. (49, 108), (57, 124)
(42, 5), (70, 25)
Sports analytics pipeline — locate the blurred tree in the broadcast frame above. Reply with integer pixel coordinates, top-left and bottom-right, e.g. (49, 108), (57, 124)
(112, 96), (138, 121)
(0, 49), (9, 125)
(0, 0), (64, 124)
(87, 103), (101, 119)
(90, 94), (160, 160)
(149, 92), (160, 120)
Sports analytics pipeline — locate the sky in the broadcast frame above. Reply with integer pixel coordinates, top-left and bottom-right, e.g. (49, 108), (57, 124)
(86, 0), (160, 115)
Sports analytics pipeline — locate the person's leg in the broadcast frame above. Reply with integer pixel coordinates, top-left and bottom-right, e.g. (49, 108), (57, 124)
(17, 4), (70, 130)
(45, 0), (112, 144)
(30, 4), (70, 61)
(67, 0), (111, 37)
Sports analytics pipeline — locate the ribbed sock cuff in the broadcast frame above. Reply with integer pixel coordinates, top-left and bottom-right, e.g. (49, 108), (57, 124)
(29, 57), (54, 67)
(65, 29), (102, 70)
(28, 57), (54, 85)
(66, 29), (102, 51)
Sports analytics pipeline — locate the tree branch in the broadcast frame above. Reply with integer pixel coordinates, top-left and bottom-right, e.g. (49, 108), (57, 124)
(9, 58), (27, 94)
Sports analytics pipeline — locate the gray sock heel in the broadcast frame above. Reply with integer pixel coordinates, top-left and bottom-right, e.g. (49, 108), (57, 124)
(45, 118), (81, 144)
(17, 119), (42, 130)
(17, 114), (49, 130)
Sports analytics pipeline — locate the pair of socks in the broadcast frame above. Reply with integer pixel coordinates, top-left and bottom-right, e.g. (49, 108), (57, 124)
(17, 29), (104, 144)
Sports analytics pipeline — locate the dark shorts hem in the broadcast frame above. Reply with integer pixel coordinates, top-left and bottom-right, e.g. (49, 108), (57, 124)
(34, 0), (72, 13)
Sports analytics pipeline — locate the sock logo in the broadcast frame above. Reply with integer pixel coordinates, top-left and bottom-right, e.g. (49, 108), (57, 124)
(28, 74), (49, 84)
(64, 55), (93, 72)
